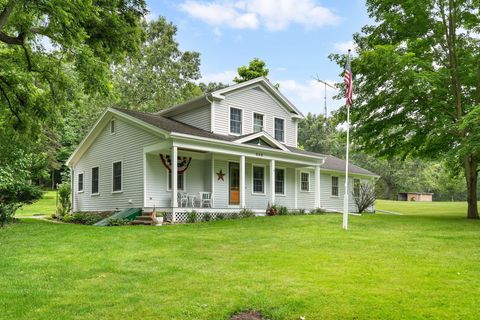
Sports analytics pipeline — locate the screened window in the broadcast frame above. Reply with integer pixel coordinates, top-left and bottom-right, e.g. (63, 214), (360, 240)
(354, 178), (361, 197)
(301, 172), (310, 191)
(112, 161), (122, 192)
(253, 113), (264, 132)
(78, 173), (84, 192)
(168, 171), (184, 190)
(331, 176), (339, 196)
(110, 119), (115, 134)
(274, 118), (285, 142)
(252, 166), (264, 193)
(275, 168), (285, 194)
(91, 167), (99, 194)
(230, 107), (242, 134)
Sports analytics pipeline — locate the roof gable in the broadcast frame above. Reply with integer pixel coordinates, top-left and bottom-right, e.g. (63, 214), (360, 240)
(234, 132), (289, 151)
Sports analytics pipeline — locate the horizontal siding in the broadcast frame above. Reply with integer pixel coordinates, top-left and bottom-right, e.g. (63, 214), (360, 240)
(213, 86), (298, 147)
(320, 173), (358, 212)
(172, 104), (211, 131)
(296, 169), (316, 210)
(145, 156), (209, 208)
(73, 118), (159, 212)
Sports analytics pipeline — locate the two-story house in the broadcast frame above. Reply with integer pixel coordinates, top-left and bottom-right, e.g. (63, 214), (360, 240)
(66, 77), (377, 222)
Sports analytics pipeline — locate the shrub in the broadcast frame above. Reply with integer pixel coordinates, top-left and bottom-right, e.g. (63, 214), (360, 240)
(215, 213), (225, 220)
(297, 208), (306, 215)
(0, 183), (42, 227)
(353, 183), (376, 213)
(56, 183), (71, 216)
(106, 217), (130, 226)
(310, 208), (326, 215)
(186, 210), (197, 223)
(230, 212), (239, 219)
(277, 206), (288, 215)
(240, 208), (255, 218)
(266, 203), (277, 216)
(202, 212), (212, 222)
(61, 212), (104, 225)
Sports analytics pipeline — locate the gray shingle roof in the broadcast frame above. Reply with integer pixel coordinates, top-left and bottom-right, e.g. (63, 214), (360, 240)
(115, 108), (378, 177)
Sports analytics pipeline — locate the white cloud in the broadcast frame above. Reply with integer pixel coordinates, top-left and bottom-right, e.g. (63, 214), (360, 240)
(199, 70), (237, 83)
(179, 0), (340, 31)
(333, 40), (355, 53)
(276, 66), (287, 72)
(276, 79), (342, 115)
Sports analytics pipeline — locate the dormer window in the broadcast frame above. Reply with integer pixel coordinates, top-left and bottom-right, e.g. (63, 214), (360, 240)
(253, 113), (264, 132)
(110, 119), (115, 135)
(274, 117), (285, 142)
(230, 107), (242, 134)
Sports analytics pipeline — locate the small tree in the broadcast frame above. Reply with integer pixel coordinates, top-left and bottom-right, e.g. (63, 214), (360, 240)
(234, 58), (269, 83)
(0, 183), (42, 227)
(353, 183), (376, 213)
(56, 183), (72, 217)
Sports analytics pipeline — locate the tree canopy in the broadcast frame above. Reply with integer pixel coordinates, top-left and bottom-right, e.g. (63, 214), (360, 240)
(234, 58), (269, 83)
(330, 0), (480, 218)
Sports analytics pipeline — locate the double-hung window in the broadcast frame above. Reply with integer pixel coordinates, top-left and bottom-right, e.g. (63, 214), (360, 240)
(253, 113), (264, 132)
(331, 176), (339, 196)
(168, 171), (184, 190)
(110, 119), (115, 134)
(354, 178), (361, 197)
(78, 173), (84, 192)
(230, 107), (242, 134)
(274, 118), (285, 142)
(91, 167), (99, 194)
(112, 161), (122, 192)
(275, 168), (285, 195)
(252, 166), (264, 193)
(300, 172), (310, 191)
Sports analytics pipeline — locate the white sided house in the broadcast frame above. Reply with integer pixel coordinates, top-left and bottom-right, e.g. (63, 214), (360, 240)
(67, 77), (378, 222)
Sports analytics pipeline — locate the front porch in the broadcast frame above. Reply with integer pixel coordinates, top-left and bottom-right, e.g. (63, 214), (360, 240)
(142, 138), (323, 222)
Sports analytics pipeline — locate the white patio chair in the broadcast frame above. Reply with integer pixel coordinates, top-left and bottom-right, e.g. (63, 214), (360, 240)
(199, 192), (213, 208)
(178, 191), (188, 207)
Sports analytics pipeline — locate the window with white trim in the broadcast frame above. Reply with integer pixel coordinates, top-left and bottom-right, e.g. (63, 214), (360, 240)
(230, 107), (242, 134)
(275, 168), (285, 194)
(168, 171), (184, 190)
(253, 113), (264, 132)
(331, 176), (339, 196)
(354, 178), (361, 197)
(274, 118), (284, 142)
(78, 173), (84, 192)
(252, 166), (264, 193)
(112, 161), (122, 192)
(300, 172), (310, 191)
(110, 119), (115, 134)
(91, 167), (99, 194)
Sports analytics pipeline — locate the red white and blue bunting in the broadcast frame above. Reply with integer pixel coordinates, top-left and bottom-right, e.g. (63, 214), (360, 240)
(159, 154), (192, 173)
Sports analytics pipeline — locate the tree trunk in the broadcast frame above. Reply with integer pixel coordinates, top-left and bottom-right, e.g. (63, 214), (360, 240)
(464, 155), (479, 219)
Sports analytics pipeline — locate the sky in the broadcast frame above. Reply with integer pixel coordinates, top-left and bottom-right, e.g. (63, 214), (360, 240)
(146, 0), (371, 116)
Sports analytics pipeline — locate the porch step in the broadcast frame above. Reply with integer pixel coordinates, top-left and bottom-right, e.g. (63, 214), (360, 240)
(131, 209), (158, 226)
(131, 220), (153, 226)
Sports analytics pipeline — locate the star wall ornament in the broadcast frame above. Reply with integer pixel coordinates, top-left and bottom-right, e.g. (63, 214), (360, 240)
(216, 169), (225, 181)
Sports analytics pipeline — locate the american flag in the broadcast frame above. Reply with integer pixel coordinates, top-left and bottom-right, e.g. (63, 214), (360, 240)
(344, 53), (353, 108)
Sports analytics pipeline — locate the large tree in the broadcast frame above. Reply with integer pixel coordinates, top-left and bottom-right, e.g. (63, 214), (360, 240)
(0, 0), (147, 133)
(113, 17), (201, 112)
(233, 58), (269, 83)
(330, 0), (480, 218)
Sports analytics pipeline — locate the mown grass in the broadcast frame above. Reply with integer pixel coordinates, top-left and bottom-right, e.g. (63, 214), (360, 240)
(1, 199), (479, 319)
(16, 190), (56, 216)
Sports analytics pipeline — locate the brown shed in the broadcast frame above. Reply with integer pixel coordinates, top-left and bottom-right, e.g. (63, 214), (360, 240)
(398, 192), (433, 202)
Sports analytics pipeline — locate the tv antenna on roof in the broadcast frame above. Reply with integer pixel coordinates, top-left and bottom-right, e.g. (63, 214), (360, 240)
(314, 76), (336, 119)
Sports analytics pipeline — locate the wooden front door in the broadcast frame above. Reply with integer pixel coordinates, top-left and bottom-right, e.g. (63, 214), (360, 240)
(229, 162), (240, 205)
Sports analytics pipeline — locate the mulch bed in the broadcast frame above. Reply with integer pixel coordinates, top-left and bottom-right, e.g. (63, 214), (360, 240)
(230, 310), (265, 320)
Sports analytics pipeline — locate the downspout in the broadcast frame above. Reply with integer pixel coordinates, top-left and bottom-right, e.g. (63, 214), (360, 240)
(70, 166), (74, 213)
(205, 93), (214, 133)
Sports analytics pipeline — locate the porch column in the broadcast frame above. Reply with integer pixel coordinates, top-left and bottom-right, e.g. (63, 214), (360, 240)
(270, 159), (275, 204)
(315, 165), (321, 208)
(211, 153), (215, 204)
(171, 146), (178, 209)
(240, 155), (245, 208)
(294, 168), (298, 209)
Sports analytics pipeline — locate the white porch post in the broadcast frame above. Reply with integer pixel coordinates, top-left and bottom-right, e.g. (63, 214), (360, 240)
(171, 146), (178, 209)
(270, 159), (275, 204)
(211, 153), (215, 207)
(315, 165), (321, 208)
(240, 155), (245, 208)
(294, 168), (298, 209)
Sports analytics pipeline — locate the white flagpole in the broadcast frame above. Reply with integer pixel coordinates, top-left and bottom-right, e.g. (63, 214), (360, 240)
(343, 50), (351, 230)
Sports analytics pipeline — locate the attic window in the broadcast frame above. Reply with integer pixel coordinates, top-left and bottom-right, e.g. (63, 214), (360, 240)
(110, 119), (115, 135)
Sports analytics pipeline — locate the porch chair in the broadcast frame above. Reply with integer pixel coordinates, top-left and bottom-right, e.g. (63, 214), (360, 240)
(177, 191), (188, 207)
(199, 192), (213, 208)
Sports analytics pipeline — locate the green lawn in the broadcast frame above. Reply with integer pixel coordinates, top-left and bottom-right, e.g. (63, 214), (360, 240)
(1, 200), (479, 319)
(16, 190), (56, 217)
